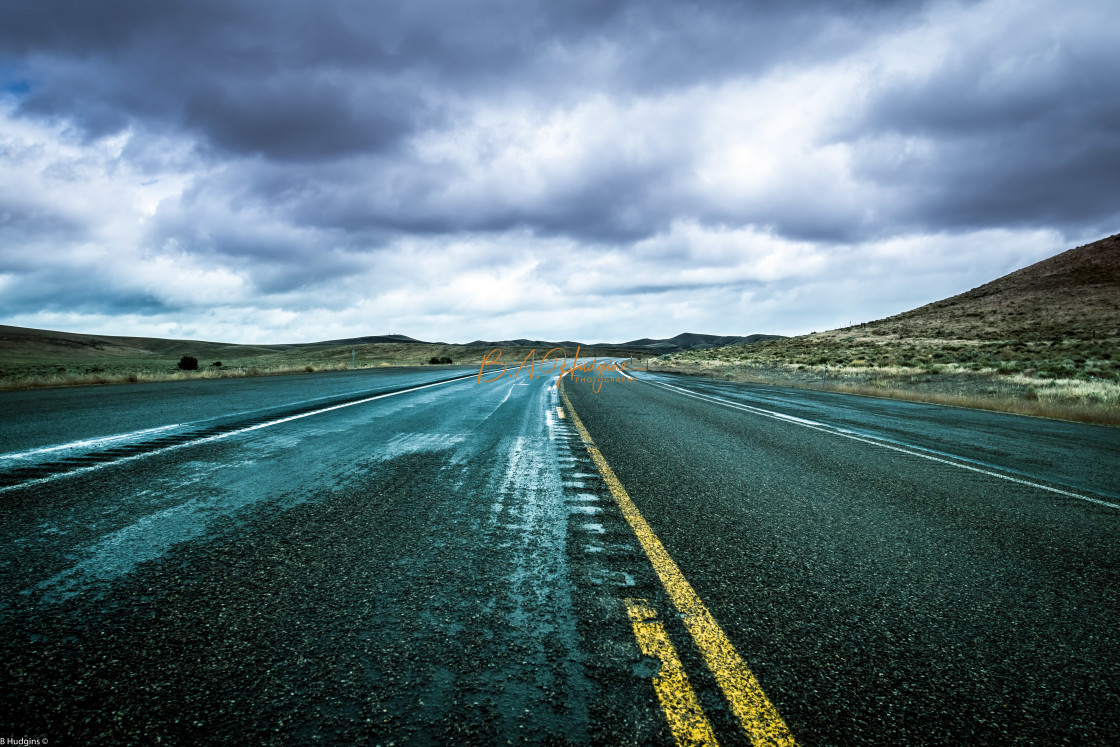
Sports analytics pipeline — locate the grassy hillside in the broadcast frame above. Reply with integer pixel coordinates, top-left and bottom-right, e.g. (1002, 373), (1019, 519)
(656, 233), (1120, 424)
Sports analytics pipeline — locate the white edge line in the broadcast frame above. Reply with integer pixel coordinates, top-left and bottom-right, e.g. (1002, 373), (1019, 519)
(643, 377), (1120, 511)
(0, 374), (474, 494)
(0, 423), (186, 461)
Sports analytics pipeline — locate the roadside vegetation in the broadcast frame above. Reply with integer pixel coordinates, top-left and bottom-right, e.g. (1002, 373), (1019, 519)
(0, 342), (639, 391)
(0, 362), (361, 390)
(653, 335), (1120, 426)
(0, 343), (467, 391)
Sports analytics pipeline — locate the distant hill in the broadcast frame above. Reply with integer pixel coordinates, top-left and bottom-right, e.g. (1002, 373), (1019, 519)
(0, 324), (784, 384)
(0, 325), (292, 359)
(314, 334), (431, 346)
(465, 338), (586, 349)
(611, 332), (785, 353)
(0, 327), (781, 362)
(856, 232), (1120, 341)
(466, 333), (783, 354)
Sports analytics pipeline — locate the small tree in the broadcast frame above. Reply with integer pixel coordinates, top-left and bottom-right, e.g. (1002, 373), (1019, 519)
(429, 356), (441, 364)
(178, 355), (199, 371)
(211, 361), (223, 368)
(439, 356), (452, 364)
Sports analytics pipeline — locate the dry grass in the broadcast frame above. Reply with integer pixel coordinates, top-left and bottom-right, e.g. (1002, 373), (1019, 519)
(866, 234), (1120, 343)
(0, 340), (640, 391)
(650, 359), (1120, 426)
(676, 330), (1120, 379)
(0, 362), (361, 391)
(0, 343), (460, 391)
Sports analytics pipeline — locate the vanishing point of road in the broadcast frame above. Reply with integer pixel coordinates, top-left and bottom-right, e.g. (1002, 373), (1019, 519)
(1, 361), (1117, 745)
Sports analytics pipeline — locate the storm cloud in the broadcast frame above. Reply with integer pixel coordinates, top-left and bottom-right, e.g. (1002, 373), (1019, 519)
(1, 0), (1117, 342)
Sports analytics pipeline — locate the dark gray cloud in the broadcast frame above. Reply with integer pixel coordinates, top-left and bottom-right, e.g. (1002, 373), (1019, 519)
(841, 14), (1120, 238)
(0, 0), (924, 160)
(0, 258), (165, 316)
(0, 200), (87, 248)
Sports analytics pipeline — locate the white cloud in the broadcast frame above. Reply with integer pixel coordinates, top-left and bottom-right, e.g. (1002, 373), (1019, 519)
(0, 0), (1114, 344)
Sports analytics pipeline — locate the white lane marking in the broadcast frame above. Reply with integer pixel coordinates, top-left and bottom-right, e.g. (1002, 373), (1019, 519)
(643, 377), (1120, 511)
(0, 374), (476, 493)
(498, 378), (517, 406)
(0, 423), (185, 462)
(5, 367), (505, 462)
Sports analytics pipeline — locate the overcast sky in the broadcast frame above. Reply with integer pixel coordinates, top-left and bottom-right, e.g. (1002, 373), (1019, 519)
(1, 0), (1117, 344)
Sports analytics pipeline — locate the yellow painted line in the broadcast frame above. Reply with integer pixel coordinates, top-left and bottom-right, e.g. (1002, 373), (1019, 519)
(557, 406), (567, 419)
(560, 379), (798, 747)
(625, 598), (720, 746)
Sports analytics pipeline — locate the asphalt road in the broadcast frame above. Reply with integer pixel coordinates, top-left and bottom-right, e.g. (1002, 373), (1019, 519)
(1, 363), (1117, 744)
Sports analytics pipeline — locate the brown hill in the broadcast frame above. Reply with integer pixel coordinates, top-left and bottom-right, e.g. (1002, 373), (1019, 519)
(862, 233), (1120, 341)
(666, 233), (1120, 383)
(0, 325), (290, 360)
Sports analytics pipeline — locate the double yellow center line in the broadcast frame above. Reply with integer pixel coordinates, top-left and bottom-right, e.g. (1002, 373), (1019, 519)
(559, 381), (797, 747)
(626, 597), (721, 745)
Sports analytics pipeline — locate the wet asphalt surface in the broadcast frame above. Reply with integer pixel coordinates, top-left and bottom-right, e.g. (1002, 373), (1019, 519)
(1, 364), (1118, 744)
(565, 371), (1120, 745)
